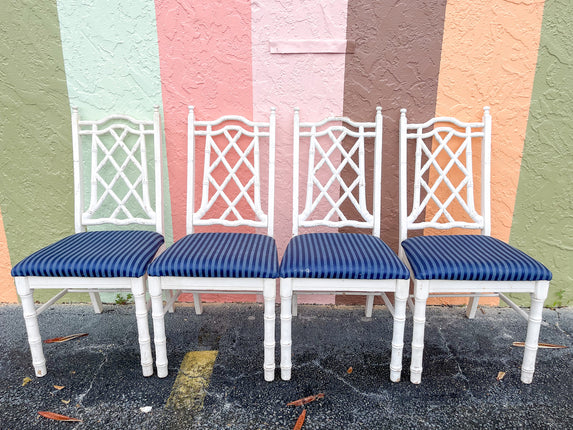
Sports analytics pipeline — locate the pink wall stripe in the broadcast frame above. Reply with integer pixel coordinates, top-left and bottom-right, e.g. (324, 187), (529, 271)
(155, 0), (254, 242)
(155, 1), (255, 303)
(252, 0), (349, 305)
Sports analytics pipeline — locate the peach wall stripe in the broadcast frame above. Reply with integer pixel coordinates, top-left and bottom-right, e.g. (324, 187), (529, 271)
(252, 0), (349, 305)
(0, 208), (17, 303)
(432, 0), (545, 242)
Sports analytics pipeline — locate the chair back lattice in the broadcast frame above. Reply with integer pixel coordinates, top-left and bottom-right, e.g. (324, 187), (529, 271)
(187, 107), (276, 235)
(72, 107), (163, 234)
(293, 107), (383, 236)
(399, 107), (492, 241)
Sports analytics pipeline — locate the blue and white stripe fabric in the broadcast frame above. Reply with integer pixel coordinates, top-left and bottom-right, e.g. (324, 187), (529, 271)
(147, 232), (279, 278)
(401, 235), (552, 281)
(11, 230), (164, 278)
(279, 233), (409, 280)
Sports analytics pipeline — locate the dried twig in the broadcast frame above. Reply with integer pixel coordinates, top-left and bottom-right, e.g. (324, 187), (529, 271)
(512, 342), (567, 349)
(287, 393), (325, 407)
(38, 411), (82, 422)
(44, 333), (88, 344)
(293, 409), (306, 430)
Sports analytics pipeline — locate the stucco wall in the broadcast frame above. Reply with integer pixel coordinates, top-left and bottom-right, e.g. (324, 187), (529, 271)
(510, 0), (573, 306)
(0, 1), (74, 271)
(0, 0), (570, 306)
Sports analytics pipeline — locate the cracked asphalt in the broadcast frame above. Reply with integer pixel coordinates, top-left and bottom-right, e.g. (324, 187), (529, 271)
(0, 303), (572, 429)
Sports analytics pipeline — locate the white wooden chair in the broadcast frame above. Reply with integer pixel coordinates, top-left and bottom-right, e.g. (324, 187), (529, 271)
(11, 107), (165, 377)
(398, 107), (552, 384)
(279, 108), (410, 382)
(148, 107), (278, 381)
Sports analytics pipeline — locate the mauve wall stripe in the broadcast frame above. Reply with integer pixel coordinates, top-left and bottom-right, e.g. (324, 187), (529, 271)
(338, 0), (447, 305)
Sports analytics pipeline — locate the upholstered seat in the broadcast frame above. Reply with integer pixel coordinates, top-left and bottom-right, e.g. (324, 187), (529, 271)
(148, 232), (278, 278)
(401, 235), (552, 281)
(148, 107), (277, 381)
(398, 107), (552, 384)
(280, 233), (409, 280)
(12, 231), (164, 278)
(12, 108), (165, 377)
(279, 108), (410, 383)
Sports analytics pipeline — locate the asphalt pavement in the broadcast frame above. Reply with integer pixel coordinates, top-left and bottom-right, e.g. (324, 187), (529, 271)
(0, 302), (571, 429)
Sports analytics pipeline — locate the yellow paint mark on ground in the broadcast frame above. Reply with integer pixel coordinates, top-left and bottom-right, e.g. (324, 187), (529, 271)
(167, 350), (218, 412)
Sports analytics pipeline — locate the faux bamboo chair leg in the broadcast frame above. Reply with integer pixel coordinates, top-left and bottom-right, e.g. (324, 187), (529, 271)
(291, 293), (298, 317)
(521, 280), (550, 383)
(389, 280), (409, 382)
(410, 280), (430, 384)
(89, 292), (103, 314)
(365, 294), (375, 318)
(193, 293), (203, 315)
(131, 278), (154, 377)
(15, 277), (47, 377)
(280, 278), (293, 381)
(466, 296), (480, 319)
(263, 279), (276, 381)
(149, 277), (168, 378)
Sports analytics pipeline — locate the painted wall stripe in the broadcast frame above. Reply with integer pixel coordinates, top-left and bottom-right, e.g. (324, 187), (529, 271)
(0, 208), (16, 303)
(155, 1), (256, 303)
(57, 0), (173, 245)
(510, 0), (573, 306)
(433, 0), (545, 242)
(155, 0), (254, 242)
(0, 1), (73, 282)
(252, 0), (350, 305)
(339, 0), (447, 305)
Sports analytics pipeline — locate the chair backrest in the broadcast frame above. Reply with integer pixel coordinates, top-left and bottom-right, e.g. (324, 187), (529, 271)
(398, 107), (492, 244)
(72, 107), (164, 234)
(293, 107), (383, 236)
(187, 107), (276, 236)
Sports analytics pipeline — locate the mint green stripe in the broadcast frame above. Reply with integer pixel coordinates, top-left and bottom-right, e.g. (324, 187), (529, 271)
(510, 0), (573, 306)
(0, 2), (74, 265)
(56, 0), (173, 251)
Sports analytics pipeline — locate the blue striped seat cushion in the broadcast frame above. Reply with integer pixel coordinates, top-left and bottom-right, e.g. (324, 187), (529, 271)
(401, 235), (552, 281)
(11, 230), (164, 278)
(147, 232), (279, 278)
(279, 233), (409, 279)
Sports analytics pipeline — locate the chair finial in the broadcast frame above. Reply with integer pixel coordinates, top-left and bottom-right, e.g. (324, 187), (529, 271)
(188, 105), (195, 113)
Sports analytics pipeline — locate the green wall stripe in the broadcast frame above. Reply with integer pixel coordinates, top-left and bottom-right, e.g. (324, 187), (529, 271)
(0, 1), (74, 265)
(56, 0), (173, 246)
(510, 0), (573, 306)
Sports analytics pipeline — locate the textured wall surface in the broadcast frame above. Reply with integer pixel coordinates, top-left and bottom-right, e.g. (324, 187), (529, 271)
(434, 0), (545, 242)
(0, 0), (74, 268)
(252, 0), (349, 305)
(155, 0), (254, 243)
(0, 0), (570, 306)
(510, 0), (573, 306)
(156, 0), (256, 303)
(0, 209), (16, 302)
(57, 0), (173, 244)
(338, 0), (447, 305)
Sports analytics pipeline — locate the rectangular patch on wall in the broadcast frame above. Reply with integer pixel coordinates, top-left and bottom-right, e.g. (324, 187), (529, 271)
(269, 39), (355, 54)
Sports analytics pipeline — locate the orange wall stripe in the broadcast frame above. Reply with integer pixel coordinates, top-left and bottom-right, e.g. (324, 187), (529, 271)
(0, 208), (17, 303)
(433, 0), (545, 242)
